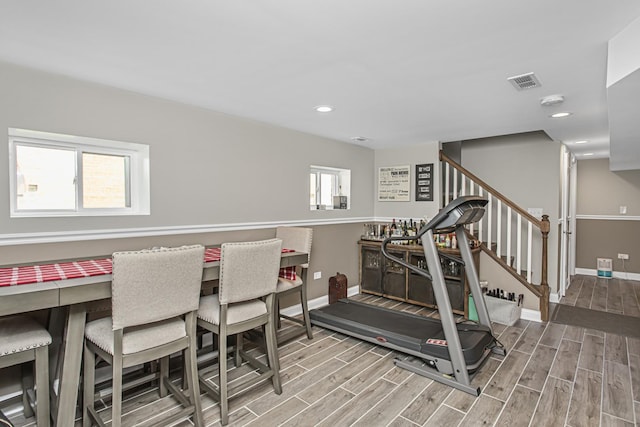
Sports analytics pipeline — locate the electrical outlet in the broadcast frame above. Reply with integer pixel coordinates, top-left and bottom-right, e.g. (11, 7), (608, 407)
(618, 253), (629, 260)
(313, 271), (322, 280)
(620, 205), (627, 214)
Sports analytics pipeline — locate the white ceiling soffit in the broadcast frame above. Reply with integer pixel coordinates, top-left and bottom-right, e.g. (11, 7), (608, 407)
(607, 14), (640, 171)
(0, 1), (640, 164)
(608, 70), (640, 171)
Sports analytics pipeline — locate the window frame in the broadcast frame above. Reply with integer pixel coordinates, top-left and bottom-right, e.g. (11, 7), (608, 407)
(8, 128), (150, 218)
(309, 165), (350, 210)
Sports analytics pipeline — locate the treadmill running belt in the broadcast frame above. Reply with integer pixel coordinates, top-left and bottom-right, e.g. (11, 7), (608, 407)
(310, 299), (494, 364)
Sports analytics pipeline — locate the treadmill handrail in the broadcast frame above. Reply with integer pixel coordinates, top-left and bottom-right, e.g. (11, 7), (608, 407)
(381, 234), (466, 282)
(438, 250), (465, 265)
(381, 235), (433, 280)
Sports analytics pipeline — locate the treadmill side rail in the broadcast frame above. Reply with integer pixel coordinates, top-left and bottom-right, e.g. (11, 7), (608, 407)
(394, 358), (481, 396)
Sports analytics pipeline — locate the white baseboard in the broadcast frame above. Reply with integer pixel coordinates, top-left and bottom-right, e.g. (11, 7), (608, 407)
(575, 268), (640, 281)
(280, 285), (360, 317)
(520, 308), (542, 323)
(550, 293), (561, 304)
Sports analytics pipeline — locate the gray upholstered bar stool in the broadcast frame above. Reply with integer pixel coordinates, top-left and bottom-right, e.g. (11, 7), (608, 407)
(197, 239), (282, 426)
(275, 226), (313, 344)
(82, 245), (205, 427)
(0, 315), (51, 427)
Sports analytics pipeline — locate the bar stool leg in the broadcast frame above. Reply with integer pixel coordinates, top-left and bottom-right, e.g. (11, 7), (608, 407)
(21, 364), (34, 419)
(83, 342), (95, 427)
(35, 346), (50, 427)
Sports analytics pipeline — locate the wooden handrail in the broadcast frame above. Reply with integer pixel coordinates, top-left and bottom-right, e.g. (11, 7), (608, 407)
(443, 151), (550, 321)
(440, 151), (542, 228)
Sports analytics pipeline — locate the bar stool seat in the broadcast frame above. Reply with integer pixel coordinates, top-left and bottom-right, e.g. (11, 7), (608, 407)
(197, 239), (283, 426)
(82, 245), (205, 427)
(0, 315), (51, 427)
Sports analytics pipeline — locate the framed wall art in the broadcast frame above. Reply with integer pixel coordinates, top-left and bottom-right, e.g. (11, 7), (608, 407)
(415, 163), (433, 201)
(378, 165), (410, 201)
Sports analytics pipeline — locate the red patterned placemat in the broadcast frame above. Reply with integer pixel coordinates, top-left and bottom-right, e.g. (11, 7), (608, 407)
(0, 248), (297, 287)
(204, 247), (221, 262)
(0, 258), (113, 287)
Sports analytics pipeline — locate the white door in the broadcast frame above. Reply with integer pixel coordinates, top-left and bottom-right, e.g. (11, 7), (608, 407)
(559, 148), (577, 297)
(569, 153), (577, 280)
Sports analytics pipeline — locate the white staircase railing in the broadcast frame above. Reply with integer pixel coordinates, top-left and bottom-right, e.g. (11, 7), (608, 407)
(440, 152), (550, 321)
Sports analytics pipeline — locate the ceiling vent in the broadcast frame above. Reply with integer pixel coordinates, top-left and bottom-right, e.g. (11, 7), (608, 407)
(507, 72), (542, 90)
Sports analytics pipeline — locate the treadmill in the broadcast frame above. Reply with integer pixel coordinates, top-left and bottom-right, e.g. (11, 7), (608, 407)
(310, 195), (505, 396)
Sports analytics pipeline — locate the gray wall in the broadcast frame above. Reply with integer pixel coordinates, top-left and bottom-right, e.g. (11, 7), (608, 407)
(373, 142), (441, 221)
(0, 61), (374, 296)
(0, 61), (375, 235)
(460, 131), (563, 295)
(577, 158), (640, 215)
(575, 158), (640, 273)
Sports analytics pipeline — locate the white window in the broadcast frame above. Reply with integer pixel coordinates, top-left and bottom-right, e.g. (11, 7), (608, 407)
(8, 128), (150, 217)
(309, 165), (350, 210)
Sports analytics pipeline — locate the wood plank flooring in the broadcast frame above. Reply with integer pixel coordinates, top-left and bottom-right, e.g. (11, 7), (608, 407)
(7, 274), (640, 426)
(561, 275), (640, 317)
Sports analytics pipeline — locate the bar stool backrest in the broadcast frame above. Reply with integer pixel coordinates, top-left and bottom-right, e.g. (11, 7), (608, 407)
(276, 227), (312, 268)
(218, 239), (282, 305)
(111, 245), (205, 330)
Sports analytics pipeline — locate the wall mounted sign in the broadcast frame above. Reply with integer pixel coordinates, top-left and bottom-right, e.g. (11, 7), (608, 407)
(378, 165), (410, 201)
(415, 163), (434, 201)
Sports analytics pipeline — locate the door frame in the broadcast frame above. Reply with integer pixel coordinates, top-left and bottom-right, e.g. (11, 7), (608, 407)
(559, 147), (577, 297)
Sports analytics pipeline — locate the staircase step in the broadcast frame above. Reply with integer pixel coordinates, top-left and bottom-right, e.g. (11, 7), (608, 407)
(500, 255), (514, 267)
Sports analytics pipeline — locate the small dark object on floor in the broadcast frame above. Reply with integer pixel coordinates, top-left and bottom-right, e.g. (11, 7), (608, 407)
(329, 272), (348, 304)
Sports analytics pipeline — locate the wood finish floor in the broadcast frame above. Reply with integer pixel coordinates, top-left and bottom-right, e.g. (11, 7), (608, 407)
(560, 274), (640, 317)
(7, 274), (640, 426)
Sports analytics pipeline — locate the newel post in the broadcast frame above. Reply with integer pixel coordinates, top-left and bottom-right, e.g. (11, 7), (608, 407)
(540, 215), (550, 321)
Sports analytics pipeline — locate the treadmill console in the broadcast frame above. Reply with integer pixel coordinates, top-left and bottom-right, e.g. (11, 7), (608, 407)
(422, 195), (488, 234)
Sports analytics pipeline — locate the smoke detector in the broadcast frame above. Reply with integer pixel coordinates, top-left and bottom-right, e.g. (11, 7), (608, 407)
(350, 136), (370, 143)
(507, 72), (542, 90)
(540, 94), (565, 106)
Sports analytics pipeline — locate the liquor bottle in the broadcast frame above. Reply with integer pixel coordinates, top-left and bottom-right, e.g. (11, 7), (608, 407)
(451, 234), (457, 249)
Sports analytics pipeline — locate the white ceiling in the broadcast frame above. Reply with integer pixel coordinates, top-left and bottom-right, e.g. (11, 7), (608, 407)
(1, 1), (640, 164)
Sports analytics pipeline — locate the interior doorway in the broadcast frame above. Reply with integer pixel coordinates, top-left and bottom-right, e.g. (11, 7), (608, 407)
(559, 147), (577, 298)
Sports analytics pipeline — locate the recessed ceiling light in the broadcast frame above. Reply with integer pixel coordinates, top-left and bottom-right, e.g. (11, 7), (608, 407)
(314, 105), (334, 113)
(583, 152), (594, 156)
(574, 140), (588, 144)
(550, 112), (572, 118)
